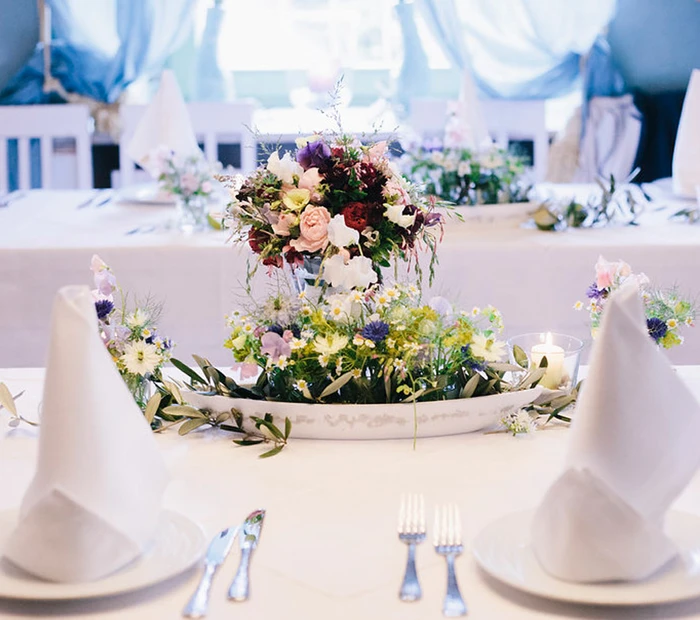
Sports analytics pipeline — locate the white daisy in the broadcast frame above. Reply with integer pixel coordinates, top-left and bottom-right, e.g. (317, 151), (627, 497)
(121, 341), (161, 376)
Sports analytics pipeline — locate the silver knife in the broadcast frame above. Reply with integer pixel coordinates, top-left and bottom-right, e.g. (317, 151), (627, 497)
(183, 525), (239, 618)
(227, 509), (266, 601)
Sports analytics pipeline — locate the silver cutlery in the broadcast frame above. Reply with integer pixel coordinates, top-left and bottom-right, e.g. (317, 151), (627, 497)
(228, 509), (266, 601)
(434, 504), (467, 617)
(76, 190), (100, 209)
(398, 493), (426, 601)
(182, 525), (240, 618)
(93, 190), (113, 207)
(125, 225), (157, 236)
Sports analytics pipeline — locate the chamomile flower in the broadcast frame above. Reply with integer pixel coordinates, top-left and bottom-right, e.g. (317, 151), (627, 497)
(275, 356), (291, 370)
(668, 318), (678, 329)
(294, 379), (308, 390)
(385, 288), (398, 299)
(126, 308), (148, 328)
(376, 293), (390, 308)
(573, 301), (584, 311)
(471, 306), (480, 317)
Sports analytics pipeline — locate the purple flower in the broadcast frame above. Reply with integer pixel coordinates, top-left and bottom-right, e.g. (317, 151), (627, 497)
(94, 299), (114, 320)
(461, 345), (487, 372)
(647, 317), (668, 343)
(586, 283), (605, 300)
(361, 321), (390, 343)
(297, 140), (331, 170)
(94, 270), (117, 297)
(261, 331), (291, 361)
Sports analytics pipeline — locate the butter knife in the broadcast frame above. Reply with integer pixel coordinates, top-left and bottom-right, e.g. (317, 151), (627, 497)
(227, 509), (266, 601)
(183, 525), (239, 618)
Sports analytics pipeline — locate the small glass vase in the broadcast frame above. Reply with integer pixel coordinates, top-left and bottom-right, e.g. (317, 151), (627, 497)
(291, 254), (324, 298)
(176, 194), (208, 234)
(507, 332), (584, 392)
(124, 374), (152, 410)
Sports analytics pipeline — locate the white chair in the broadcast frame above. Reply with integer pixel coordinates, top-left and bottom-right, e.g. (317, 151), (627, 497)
(117, 100), (257, 187)
(408, 98), (550, 181)
(0, 104), (93, 192)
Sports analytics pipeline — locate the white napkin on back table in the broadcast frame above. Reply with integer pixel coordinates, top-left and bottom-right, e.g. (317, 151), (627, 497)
(673, 68), (700, 197)
(532, 281), (700, 583)
(127, 69), (201, 176)
(3, 286), (168, 582)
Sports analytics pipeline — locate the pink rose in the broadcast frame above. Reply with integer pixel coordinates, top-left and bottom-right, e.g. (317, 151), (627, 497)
(364, 141), (387, 165)
(290, 205), (331, 253)
(180, 172), (199, 196)
(382, 178), (410, 206)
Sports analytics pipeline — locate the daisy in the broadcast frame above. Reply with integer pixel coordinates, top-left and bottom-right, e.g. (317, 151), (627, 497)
(667, 318), (678, 329)
(126, 308), (148, 328)
(573, 301), (584, 311)
(120, 341), (161, 376)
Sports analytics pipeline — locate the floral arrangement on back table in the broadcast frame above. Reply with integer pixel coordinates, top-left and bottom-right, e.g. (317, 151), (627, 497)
(402, 141), (530, 206)
(576, 256), (696, 349)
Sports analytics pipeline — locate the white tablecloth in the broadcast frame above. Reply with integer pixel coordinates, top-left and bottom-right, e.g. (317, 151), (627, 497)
(3, 366), (700, 619)
(2, 187), (700, 368)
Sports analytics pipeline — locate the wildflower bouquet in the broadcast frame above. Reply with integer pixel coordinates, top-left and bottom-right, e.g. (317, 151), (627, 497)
(403, 143), (530, 206)
(223, 283), (518, 404)
(222, 135), (443, 289)
(577, 256), (695, 349)
(150, 146), (215, 200)
(90, 255), (173, 407)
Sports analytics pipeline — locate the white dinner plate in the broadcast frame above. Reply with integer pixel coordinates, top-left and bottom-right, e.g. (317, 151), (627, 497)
(116, 183), (176, 205)
(473, 509), (700, 606)
(0, 509), (206, 601)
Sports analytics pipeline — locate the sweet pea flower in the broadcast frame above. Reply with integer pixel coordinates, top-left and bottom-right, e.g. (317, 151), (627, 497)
(327, 214), (359, 248)
(595, 256), (616, 289)
(282, 188), (311, 211)
(323, 254), (378, 290)
(297, 167), (323, 200)
(290, 205), (331, 253)
(271, 212), (297, 236)
(363, 141), (387, 165)
(90, 254), (117, 296)
(384, 202), (416, 228)
(260, 331), (292, 361)
(268, 151), (303, 185)
(201, 180), (213, 194)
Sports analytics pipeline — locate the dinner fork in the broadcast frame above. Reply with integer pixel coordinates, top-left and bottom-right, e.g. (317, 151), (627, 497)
(398, 493), (426, 601)
(434, 504), (467, 617)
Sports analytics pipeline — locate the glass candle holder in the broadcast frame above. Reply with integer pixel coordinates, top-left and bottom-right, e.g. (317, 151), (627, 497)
(507, 332), (584, 391)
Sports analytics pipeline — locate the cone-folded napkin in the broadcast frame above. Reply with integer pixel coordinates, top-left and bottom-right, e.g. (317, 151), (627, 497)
(3, 286), (168, 582)
(532, 281), (700, 582)
(672, 69), (700, 197)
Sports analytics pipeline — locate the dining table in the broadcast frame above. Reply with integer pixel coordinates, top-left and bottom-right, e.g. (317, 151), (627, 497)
(1, 182), (699, 371)
(2, 365), (700, 619)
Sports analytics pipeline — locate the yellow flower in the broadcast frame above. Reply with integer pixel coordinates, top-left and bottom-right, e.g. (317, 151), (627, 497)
(230, 334), (247, 350)
(573, 301), (584, 311)
(313, 333), (348, 356)
(282, 188), (311, 211)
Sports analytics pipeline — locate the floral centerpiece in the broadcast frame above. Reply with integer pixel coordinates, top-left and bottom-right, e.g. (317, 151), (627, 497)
(222, 135), (443, 288)
(576, 256), (696, 349)
(150, 146), (216, 233)
(90, 255), (173, 407)
(402, 142), (530, 206)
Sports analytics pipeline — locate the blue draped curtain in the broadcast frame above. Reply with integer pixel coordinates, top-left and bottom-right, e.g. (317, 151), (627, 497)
(0, 0), (195, 191)
(405, 0), (619, 100)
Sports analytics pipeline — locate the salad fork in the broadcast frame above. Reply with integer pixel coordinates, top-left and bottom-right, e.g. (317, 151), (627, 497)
(397, 493), (426, 601)
(434, 504), (467, 617)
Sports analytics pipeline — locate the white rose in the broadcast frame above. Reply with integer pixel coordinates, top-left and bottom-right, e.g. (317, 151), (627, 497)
(327, 214), (359, 248)
(384, 202), (416, 229)
(267, 151), (303, 185)
(457, 161), (471, 177)
(323, 255), (378, 290)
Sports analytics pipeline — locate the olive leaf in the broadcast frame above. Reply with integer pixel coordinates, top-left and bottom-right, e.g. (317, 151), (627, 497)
(163, 404), (209, 419)
(319, 370), (356, 399)
(460, 372), (481, 398)
(178, 418), (209, 436)
(144, 392), (161, 425)
(0, 383), (18, 417)
(512, 344), (529, 369)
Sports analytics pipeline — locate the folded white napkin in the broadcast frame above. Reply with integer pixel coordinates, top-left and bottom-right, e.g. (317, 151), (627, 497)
(672, 69), (700, 197)
(3, 286), (168, 582)
(531, 281), (700, 583)
(127, 69), (201, 176)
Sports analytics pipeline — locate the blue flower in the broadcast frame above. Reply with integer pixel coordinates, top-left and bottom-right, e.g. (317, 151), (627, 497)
(586, 283), (605, 300)
(461, 345), (487, 372)
(296, 140), (331, 170)
(94, 299), (114, 320)
(266, 324), (284, 336)
(361, 321), (390, 343)
(647, 317), (668, 342)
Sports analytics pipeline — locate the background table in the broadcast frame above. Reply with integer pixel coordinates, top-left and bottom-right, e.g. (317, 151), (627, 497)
(2, 187), (700, 368)
(3, 366), (700, 619)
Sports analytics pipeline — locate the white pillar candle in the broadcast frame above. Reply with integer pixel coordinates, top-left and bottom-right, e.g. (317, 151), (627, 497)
(531, 333), (565, 389)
